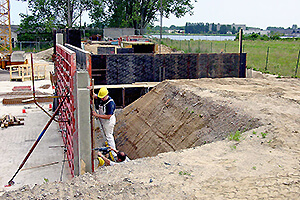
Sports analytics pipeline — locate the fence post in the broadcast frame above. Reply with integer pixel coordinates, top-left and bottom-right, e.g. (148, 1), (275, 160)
(211, 42), (213, 53)
(265, 47), (270, 71)
(239, 29), (243, 75)
(198, 40), (200, 53)
(225, 43), (226, 53)
(20, 42), (22, 51)
(295, 49), (300, 77)
(188, 40), (191, 53)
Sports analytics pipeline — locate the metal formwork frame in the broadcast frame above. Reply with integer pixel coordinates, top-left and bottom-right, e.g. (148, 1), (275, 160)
(55, 44), (77, 176)
(0, 0), (12, 61)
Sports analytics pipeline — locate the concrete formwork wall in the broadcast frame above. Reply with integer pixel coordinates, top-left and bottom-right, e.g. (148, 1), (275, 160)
(55, 44), (92, 176)
(106, 54), (156, 84)
(92, 53), (246, 85)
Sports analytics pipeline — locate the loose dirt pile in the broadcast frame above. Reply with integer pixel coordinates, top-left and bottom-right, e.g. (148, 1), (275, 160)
(32, 48), (54, 62)
(84, 43), (181, 54)
(2, 72), (300, 199)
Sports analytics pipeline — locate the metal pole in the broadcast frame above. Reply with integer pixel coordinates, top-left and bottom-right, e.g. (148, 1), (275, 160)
(67, 0), (71, 27)
(159, 0), (162, 54)
(295, 49), (300, 77)
(239, 29), (243, 72)
(265, 47), (270, 71)
(91, 79), (95, 172)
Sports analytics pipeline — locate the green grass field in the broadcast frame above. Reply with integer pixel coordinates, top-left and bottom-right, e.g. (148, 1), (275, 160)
(158, 38), (300, 77)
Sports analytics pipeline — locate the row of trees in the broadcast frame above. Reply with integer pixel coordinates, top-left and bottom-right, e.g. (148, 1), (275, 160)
(185, 22), (239, 34)
(17, 0), (195, 41)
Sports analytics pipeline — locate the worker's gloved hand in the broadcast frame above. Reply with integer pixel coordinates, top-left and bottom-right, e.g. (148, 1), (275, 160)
(97, 152), (103, 157)
(92, 111), (97, 117)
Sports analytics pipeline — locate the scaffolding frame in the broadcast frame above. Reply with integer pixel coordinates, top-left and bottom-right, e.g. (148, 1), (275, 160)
(0, 0), (12, 61)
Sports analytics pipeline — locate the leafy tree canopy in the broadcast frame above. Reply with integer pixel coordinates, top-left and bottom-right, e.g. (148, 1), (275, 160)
(102, 0), (196, 30)
(19, 0), (94, 28)
(17, 13), (54, 41)
(18, 0), (196, 30)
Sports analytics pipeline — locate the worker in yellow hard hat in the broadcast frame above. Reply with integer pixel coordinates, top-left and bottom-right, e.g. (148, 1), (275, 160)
(89, 86), (117, 158)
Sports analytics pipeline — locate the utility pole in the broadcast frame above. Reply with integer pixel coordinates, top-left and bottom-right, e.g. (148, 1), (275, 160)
(159, 0), (162, 54)
(67, 0), (71, 27)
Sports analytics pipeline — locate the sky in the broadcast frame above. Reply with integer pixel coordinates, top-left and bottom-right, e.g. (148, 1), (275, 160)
(10, 0), (300, 30)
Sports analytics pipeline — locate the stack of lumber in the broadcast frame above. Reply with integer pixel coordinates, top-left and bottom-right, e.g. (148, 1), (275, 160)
(0, 115), (24, 128)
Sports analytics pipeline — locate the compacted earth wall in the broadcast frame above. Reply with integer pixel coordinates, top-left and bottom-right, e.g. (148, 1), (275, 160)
(114, 79), (261, 159)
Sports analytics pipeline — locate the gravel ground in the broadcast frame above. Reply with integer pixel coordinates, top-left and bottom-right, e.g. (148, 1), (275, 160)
(1, 71), (299, 199)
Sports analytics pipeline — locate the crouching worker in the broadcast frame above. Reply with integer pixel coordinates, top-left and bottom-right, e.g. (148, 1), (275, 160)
(97, 147), (129, 167)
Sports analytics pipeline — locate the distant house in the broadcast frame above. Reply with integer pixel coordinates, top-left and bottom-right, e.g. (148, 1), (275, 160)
(244, 28), (270, 35)
(11, 25), (19, 42)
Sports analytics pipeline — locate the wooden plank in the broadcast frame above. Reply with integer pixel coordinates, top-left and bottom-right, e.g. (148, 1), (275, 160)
(94, 82), (159, 89)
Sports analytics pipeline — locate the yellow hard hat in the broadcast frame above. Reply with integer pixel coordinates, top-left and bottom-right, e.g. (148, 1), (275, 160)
(98, 87), (108, 98)
(97, 157), (105, 167)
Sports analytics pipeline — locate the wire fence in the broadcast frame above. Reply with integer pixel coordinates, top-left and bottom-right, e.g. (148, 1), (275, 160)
(155, 38), (300, 77)
(12, 41), (53, 53)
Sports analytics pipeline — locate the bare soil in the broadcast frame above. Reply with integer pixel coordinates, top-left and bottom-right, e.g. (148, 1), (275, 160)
(1, 71), (299, 199)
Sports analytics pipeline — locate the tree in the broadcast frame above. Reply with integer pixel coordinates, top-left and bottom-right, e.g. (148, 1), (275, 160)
(211, 23), (217, 33)
(103, 0), (196, 30)
(17, 14), (53, 41)
(219, 25), (228, 34)
(23, 0), (94, 28)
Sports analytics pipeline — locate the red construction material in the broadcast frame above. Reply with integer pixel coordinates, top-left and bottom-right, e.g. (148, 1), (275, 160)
(12, 86), (31, 91)
(55, 44), (77, 177)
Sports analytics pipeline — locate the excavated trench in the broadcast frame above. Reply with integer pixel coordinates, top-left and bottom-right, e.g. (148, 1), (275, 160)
(113, 80), (262, 159)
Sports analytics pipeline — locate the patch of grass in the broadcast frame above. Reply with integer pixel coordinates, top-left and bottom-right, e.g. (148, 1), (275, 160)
(44, 177), (49, 183)
(252, 131), (257, 135)
(230, 145), (237, 150)
(179, 171), (191, 176)
(228, 130), (242, 141)
(252, 166), (257, 170)
(261, 132), (268, 138)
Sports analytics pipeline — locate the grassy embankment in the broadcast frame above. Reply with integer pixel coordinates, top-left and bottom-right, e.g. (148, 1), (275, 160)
(159, 38), (300, 77)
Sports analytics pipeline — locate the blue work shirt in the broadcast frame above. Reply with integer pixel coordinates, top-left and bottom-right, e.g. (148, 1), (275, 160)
(100, 96), (116, 115)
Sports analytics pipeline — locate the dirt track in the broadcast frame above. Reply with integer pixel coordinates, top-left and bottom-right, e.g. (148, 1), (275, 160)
(1, 72), (300, 199)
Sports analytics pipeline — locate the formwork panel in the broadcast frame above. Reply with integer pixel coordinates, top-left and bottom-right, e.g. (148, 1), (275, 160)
(132, 54), (155, 82)
(92, 55), (107, 85)
(91, 53), (246, 85)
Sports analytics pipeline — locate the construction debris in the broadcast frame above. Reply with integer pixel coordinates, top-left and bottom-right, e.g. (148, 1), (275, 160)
(0, 114), (24, 128)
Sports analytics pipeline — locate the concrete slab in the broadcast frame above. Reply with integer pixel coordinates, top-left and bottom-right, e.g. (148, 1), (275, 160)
(0, 78), (72, 193)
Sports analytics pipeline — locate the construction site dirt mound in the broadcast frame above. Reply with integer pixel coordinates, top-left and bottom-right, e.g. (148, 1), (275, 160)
(32, 48), (54, 62)
(84, 43), (181, 54)
(2, 72), (300, 199)
(114, 80), (262, 159)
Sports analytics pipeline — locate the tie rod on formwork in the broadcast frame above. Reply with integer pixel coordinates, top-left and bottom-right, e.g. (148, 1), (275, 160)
(4, 91), (69, 187)
(29, 53), (67, 123)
